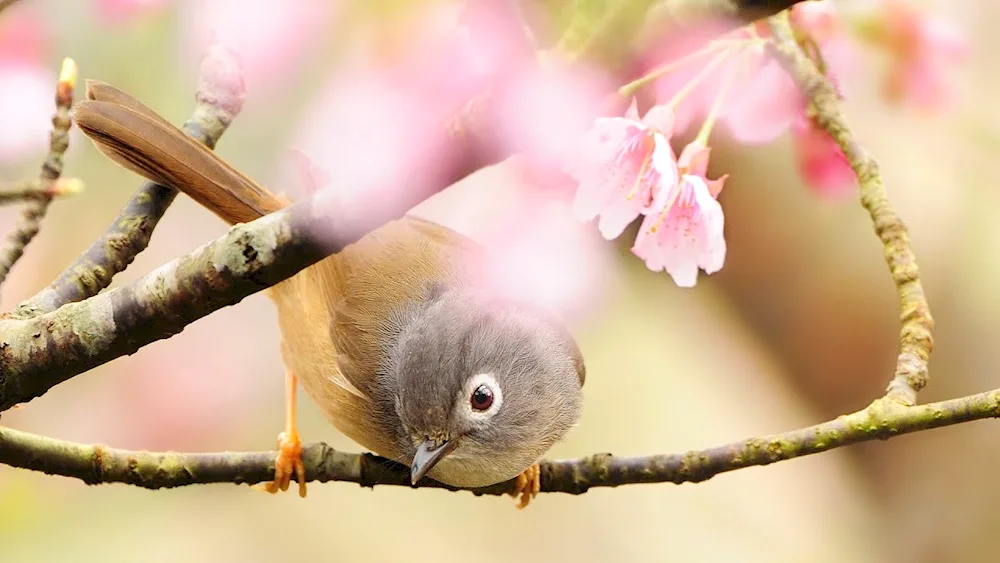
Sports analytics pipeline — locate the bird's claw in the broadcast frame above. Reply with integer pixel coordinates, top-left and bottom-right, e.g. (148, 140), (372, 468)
(510, 464), (541, 509)
(252, 430), (307, 498)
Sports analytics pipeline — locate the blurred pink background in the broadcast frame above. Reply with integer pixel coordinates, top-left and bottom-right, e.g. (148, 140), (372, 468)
(0, 1), (995, 562)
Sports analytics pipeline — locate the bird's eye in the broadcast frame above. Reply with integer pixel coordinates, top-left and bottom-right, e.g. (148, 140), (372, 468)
(470, 384), (494, 411)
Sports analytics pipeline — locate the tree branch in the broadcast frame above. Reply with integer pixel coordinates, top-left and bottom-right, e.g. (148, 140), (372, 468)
(768, 13), (935, 405)
(0, 189), (388, 411)
(6, 45), (246, 320)
(3, 388), (997, 496)
(0, 58), (76, 288)
(4, 0), (943, 503)
(0, 178), (83, 205)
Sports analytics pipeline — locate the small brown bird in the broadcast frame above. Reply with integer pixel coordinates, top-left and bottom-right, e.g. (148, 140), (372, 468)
(74, 81), (586, 507)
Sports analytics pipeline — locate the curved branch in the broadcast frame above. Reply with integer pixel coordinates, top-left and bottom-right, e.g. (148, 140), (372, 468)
(768, 14), (935, 405)
(3, 390), (998, 496)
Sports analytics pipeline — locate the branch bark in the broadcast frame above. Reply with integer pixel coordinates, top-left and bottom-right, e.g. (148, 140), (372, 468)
(3, 389), (997, 496)
(0, 188), (408, 411)
(768, 13), (935, 405)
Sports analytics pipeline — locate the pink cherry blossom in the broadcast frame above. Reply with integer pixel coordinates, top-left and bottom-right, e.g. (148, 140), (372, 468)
(285, 3), (506, 215)
(490, 53), (614, 174)
(865, 0), (968, 112)
(628, 140), (727, 287)
(631, 173), (726, 288)
(0, 6), (57, 164)
(567, 99), (679, 240)
(721, 55), (802, 145)
(791, 0), (843, 44)
(179, 0), (335, 96)
(638, 16), (744, 136)
(477, 178), (615, 322)
(723, 1), (859, 145)
(791, 113), (856, 197)
(677, 140), (728, 197)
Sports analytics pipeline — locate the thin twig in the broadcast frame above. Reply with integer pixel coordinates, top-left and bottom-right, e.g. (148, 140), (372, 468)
(6, 44), (246, 320)
(0, 58), (76, 288)
(3, 389), (998, 495)
(768, 13), (935, 405)
(0, 178), (84, 205)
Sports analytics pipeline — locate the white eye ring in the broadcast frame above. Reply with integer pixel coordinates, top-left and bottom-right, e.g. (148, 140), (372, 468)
(462, 372), (503, 420)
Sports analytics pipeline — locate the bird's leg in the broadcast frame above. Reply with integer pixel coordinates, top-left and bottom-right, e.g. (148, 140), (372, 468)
(253, 369), (307, 497)
(510, 463), (541, 509)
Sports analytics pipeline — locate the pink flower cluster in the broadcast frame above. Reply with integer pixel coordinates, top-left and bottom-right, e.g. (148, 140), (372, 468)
(4, 0), (959, 295)
(568, 99), (726, 288)
(565, 0), (966, 287)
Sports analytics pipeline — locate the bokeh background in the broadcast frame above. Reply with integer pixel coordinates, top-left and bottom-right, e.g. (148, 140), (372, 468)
(0, 0), (994, 561)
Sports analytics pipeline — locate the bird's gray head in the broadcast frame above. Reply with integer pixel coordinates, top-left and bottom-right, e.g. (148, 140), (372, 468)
(382, 286), (585, 488)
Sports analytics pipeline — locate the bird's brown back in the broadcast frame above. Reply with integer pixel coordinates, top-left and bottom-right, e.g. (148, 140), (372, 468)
(74, 82), (489, 459)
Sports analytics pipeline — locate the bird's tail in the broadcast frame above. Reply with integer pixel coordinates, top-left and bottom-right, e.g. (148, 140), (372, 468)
(74, 80), (286, 225)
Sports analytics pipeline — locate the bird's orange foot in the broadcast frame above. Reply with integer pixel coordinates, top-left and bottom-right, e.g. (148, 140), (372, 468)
(510, 464), (541, 509)
(253, 430), (307, 498)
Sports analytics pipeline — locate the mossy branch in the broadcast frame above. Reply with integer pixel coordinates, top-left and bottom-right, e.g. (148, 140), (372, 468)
(2, 390), (997, 498)
(768, 13), (935, 405)
(0, 187), (434, 411)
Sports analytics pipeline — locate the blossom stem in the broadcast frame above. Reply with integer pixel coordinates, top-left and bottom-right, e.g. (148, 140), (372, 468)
(694, 49), (743, 146)
(617, 42), (726, 98)
(662, 48), (733, 112)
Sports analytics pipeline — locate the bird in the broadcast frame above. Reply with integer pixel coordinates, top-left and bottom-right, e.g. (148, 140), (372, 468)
(73, 80), (586, 508)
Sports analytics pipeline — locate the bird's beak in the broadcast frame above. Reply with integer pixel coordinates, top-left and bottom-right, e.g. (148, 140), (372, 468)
(410, 439), (458, 485)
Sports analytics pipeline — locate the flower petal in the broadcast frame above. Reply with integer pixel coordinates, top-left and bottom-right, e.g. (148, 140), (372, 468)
(644, 133), (679, 213)
(596, 198), (641, 240)
(630, 175), (726, 287)
(641, 103), (676, 136)
(792, 116), (856, 197)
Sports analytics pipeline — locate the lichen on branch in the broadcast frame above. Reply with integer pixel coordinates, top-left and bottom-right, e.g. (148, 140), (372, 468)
(768, 12), (935, 405)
